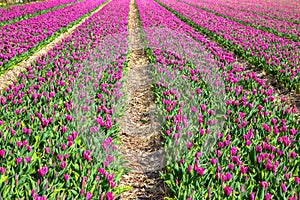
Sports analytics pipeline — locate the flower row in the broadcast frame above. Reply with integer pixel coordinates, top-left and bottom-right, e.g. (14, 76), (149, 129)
(0, 0), (106, 75)
(199, 0), (300, 23)
(136, 0), (299, 199)
(182, 0), (300, 42)
(157, 0), (300, 93)
(0, 0), (77, 24)
(0, 0), (129, 198)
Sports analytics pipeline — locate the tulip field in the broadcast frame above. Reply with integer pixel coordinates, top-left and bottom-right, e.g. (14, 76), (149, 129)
(0, 0), (299, 199)
(0, 0), (108, 74)
(0, 0), (77, 25)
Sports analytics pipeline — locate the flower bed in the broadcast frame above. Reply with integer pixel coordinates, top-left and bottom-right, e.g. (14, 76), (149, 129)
(0, 0), (107, 75)
(198, 0), (300, 23)
(182, 0), (300, 42)
(136, 0), (300, 199)
(0, 0), (77, 24)
(157, 0), (300, 93)
(0, 0), (129, 198)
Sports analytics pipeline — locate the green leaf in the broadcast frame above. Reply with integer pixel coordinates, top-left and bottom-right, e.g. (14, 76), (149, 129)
(0, 175), (8, 184)
(34, 135), (40, 147)
(2, 185), (10, 198)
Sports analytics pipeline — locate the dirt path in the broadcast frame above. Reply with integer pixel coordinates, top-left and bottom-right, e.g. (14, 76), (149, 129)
(118, 0), (168, 199)
(0, 0), (110, 92)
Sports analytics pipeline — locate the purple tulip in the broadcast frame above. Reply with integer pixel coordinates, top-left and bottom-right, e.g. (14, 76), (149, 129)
(86, 192), (92, 200)
(60, 161), (66, 169)
(260, 181), (269, 190)
(224, 186), (232, 196)
(211, 158), (217, 165)
(106, 192), (114, 200)
(0, 150), (5, 157)
(230, 147), (237, 155)
(25, 157), (31, 163)
(16, 157), (23, 165)
(240, 165), (248, 174)
(281, 183), (287, 192)
(37, 166), (48, 177)
(64, 174), (69, 181)
(265, 193), (272, 200)
(250, 193), (255, 200)
(294, 177), (300, 184)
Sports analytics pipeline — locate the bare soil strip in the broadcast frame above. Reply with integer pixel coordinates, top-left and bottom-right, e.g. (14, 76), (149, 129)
(118, 0), (168, 199)
(0, 0), (110, 92)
